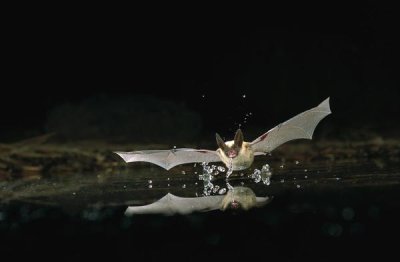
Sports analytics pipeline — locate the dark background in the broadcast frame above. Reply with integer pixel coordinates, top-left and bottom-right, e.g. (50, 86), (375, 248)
(2, 4), (400, 262)
(2, 3), (399, 143)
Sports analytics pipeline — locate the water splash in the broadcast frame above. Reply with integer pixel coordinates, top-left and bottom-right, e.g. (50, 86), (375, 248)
(252, 169), (262, 183)
(261, 164), (272, 186)
(226, 181), (234, 191)
(218, 188), (227, 195)
(226, 158), (233, 178)
(251, 164), (272, 185)
(200, 162), (215, 196)
(217, 166), (226, 172)
(212, 185), (220, 194)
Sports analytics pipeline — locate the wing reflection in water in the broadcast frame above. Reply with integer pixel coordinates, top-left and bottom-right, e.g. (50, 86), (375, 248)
(125, 187), (272, 216)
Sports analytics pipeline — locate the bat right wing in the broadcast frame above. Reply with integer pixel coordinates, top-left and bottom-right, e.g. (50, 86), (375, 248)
(250, 97), (331, 153)
(115, 149), (221, 170)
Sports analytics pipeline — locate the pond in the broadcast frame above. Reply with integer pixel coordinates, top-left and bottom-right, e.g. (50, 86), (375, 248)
(1, 156), (400, 261)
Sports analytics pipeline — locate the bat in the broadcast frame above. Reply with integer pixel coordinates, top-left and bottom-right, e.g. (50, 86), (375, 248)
(124, 186), (271, 216)
(116, 97), (331, 171)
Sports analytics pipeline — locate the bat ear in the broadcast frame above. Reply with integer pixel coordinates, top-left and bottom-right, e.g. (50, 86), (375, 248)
(216, 133), (227, 150)
(234, 129), (244, 148)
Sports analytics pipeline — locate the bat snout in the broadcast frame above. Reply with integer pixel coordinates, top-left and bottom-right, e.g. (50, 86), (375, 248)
(227, 149), (238, 158)
(228, 200), (241, 210)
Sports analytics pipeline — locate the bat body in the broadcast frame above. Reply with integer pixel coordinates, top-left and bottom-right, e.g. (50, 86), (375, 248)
(115, 98), (331, 172)
(124, 187), (271, 216)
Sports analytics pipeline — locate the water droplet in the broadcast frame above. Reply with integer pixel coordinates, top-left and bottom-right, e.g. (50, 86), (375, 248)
(123, 185), (127, 189)
(181, 171), (186, 175)
(212, 185), (220, 193)
(217, 166), (225, 172)
(296, 184), (301, 188)
(202, 94), (206, 98)
(195, 182), (198, 185)
(173, 145), (177, 149)
(182, 184), (186, 189)
(226, 159), (233, 178)
(280, 179), (285, 183)
(304, 169), (308, 172)
(72, 192), (76, 195)
(252, 169), (262, 183)
(242, 94), (246, 98)
(262, 164), (270, 171)
(295, 161), (300, 165)
(167, 184), (170, 187)
(262, 177), (271, 185)
(167, 178), (170, 181)
(304, 175), (308, 179)
(218, 188), (227, 195)
(148, 185), (153, 188)
(280, 165), (284, 168)
(148, 180), (152, 184)
(193, 163), (197, 167)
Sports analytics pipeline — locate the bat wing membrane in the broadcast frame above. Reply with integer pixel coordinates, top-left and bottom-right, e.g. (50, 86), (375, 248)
(115, 149), (221, 170)
(125, 193), (224, 216)
(250, 97), (331, 153)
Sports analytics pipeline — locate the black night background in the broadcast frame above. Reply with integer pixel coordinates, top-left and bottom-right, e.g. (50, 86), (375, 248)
(1, 3), (400, 262)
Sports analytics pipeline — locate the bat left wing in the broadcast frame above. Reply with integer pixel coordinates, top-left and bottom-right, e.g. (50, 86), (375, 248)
(250, 97), (331, 153)
(125, 193), (224, 216)
(115, 149), (221, 170)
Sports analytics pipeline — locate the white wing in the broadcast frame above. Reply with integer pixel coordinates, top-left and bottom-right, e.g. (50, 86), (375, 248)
(115, 149), (221, 170)
(125, 193), (224, 216)
(251, 97), (331, 153)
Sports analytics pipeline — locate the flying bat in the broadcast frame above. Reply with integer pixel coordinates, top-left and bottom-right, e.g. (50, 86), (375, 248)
(124, 186), (271, 216)
(116, 97), (331, 171)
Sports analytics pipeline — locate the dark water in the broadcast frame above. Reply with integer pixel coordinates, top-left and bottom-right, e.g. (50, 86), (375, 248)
(1, 158), (400, 261)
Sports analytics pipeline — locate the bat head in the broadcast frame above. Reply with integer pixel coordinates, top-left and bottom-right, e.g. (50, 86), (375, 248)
(215, 129), (244, 158)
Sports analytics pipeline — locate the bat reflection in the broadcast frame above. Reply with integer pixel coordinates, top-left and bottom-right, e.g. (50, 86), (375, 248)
(125, 187), (272, 216)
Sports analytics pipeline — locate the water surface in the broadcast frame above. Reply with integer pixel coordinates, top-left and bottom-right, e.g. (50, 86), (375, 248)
(1, 157), (400, 261)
